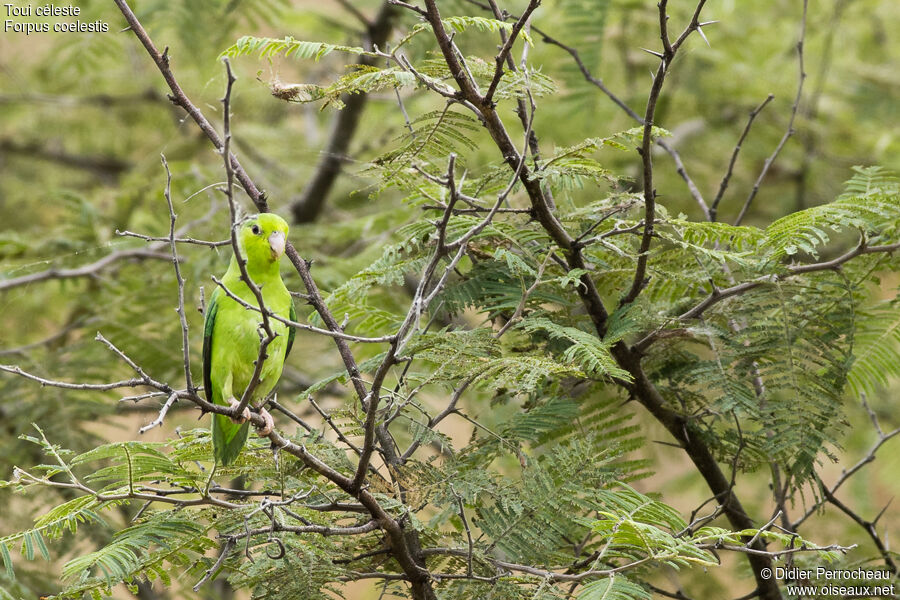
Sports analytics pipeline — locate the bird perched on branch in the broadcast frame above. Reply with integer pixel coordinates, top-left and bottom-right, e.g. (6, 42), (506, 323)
(203, 213), (295, 465)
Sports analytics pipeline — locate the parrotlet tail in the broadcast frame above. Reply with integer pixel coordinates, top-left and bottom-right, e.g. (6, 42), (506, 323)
(212, 414), (250, 466)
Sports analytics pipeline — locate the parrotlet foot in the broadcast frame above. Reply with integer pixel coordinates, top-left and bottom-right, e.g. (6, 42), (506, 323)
(227, 397), (251, 424)
(255, 408), (275, 436)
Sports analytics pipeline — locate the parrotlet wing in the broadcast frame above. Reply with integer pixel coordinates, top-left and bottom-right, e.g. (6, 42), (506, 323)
(204, 288), (249, 466)
(286, 299), (296, 360)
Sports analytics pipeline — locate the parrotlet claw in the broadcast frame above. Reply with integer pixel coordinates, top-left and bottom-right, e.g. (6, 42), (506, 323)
(255, 408), (275, 436)
(227, 397), (251, 424)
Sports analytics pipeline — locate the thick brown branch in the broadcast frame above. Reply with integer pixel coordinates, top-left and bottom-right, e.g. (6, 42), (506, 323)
(610, 347), (781, 600)
(416, 4), (785, 598)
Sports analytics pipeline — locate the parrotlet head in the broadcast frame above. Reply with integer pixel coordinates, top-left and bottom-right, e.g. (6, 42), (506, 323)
(238, 213), (290, 270)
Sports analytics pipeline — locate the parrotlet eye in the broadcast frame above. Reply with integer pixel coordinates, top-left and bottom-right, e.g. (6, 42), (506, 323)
(251, 224), (261, 235)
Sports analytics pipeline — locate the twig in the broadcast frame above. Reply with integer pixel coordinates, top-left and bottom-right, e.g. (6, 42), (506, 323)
(463, 0), (705, 217)
(387, 0), (426, 16)
(193, 537), (235, 591)
(401, 377), (472, 461)
(659, 138), (710, 219)
(0, 364), (157, 392)
(483, 0), (541, 104)
(424, 540), (850, 584)
(95, 332), (153, 383)
(0, 248), (171, 292)
(219, 58), (277, 421)
(394, 87), (414, 137)
(138, 392), (179, 434)
(451, 485), (474, 577)
(351, 143), (522, 492)
(239, 519), (379, 539)
(116, 230), (229, 247)
(709, 95), (775, 221)
(308, 396), (363, 456)
(268, 398), (314, 432)
(529, 19), (642, 121)
(621, 0), (709, 307)
(793, 403), (900, 529)
(161, 155), (195, 394)
(494, 252), (551, 338)
(484, 0), (551, 207)
(817, 481), (898, 574)
(745, 511), (782, 549)
(211, 275), (395, 343)
(635, 238), (900, 344)
(645, 583), (697, 600)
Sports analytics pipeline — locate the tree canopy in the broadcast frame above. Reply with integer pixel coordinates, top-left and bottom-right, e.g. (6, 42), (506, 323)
(1, 1), (899, 599)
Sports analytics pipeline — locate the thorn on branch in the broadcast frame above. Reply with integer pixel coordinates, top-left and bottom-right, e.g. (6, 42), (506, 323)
(641, 47), (666, 59)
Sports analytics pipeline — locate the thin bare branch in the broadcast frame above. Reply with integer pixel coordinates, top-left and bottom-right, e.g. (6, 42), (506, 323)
(192, 538), (235, 591)
(116, 229), (230, 247)
(138, 392), (179, 434)
(495, 252), (552, 338)
(483, 1), (540, 104)
(162, 155), (195, 394)
(211, 275), (396, 343)
(1, 364), (151, 392)
(709, 95), (775, 221)
(0, 248), (171, 293)
(636, 239), (900, 344)
(621, 0), (709, 307)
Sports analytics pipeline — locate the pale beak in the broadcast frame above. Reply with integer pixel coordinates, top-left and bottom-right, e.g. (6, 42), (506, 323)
(268, 231), (286, 259)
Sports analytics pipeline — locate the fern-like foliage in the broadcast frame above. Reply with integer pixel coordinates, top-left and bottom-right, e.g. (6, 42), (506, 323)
(397, 15), (534, 50)
(638, 168), (899, 486)
(220, 35), (376, 61)
(59, 516), (215, 598)
(6, 4), (899, 597)
(848, 300), (900, 396)
(578, 576), (651, 600)
(519, 317), (630, 380)
(555, 0), (612, 112)
(764, 166), (900, 260)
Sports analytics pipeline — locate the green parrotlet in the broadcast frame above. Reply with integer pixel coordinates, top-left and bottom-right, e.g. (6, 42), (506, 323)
(203, 213), (295, 465)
